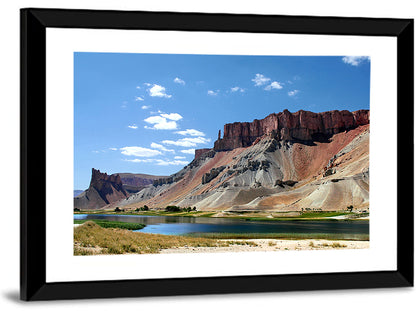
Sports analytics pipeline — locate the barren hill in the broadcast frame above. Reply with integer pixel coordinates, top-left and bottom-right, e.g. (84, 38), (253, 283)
(118, 109), (369, 213)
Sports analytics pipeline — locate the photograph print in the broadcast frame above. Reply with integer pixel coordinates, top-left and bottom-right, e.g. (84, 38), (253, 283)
(73, 53), (370, 256)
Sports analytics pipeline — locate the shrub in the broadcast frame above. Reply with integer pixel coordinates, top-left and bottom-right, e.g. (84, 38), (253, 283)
(165, 205), (181, 212)
(114, 207), (122, 212)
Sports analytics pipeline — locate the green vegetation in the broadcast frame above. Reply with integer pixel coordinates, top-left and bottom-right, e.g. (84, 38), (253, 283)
(73, 209), (368, 222)
(233, 211), (355, 222)
(74, 221), (238, 255)
(135, 205), (149, 212)
(74, 219), (145, 230)
(165, 205), (196, 212)
(165, 205), (181, 212)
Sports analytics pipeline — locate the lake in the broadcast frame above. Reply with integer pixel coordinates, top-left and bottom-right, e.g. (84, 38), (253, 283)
(74, 214), (369, 237)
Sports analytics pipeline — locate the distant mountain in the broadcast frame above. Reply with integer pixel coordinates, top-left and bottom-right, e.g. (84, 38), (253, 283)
(74, 169), (167, 210)
(117, 173), (168, 194)
(74, 169), (129, 210)
(118, 109), (370, 213)
(74, 190), (84, 197)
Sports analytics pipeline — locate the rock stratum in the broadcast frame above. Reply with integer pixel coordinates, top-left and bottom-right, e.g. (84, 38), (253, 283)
(214, 109), (369, 150)
(79, 109), (370, 212)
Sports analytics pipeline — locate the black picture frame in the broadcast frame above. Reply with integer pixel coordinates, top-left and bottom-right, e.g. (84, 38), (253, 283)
(21, 8), (414, 301)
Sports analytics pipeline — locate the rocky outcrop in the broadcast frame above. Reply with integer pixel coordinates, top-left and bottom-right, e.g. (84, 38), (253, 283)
(153, 171), (186, 187)
(74, 168), (129, 210)
(202, 166), (226, 184)
(214, 109), (369, 151)
(195, 148), (212, 159)
(118, 173), (167, 193)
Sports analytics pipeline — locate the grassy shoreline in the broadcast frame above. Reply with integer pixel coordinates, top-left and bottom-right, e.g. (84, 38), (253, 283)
(74, 222), (369, 256)
(74, 219), (145, 230)
(74, 221), (253, 255)
(74, 210), (369, 222)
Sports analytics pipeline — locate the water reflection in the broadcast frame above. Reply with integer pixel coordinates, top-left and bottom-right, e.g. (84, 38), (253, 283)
(74, 214), (369, 236)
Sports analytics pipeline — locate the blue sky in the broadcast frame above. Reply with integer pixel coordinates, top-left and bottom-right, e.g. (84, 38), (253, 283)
(74, 53), (370, 190)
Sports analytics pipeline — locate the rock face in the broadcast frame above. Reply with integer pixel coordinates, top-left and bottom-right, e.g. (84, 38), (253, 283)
(119, 109), (370, 213)
(195, 148), (212, 159)
(117, 173), (167, 193)
(74, 169), (129, 210)
(214, 109), (369, 151)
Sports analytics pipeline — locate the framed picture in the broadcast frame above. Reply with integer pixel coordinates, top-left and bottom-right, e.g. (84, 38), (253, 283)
(21, 8), (413, 301)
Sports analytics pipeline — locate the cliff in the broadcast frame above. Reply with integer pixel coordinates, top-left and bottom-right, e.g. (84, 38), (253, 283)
(195, 148), (212, 159)
(213, 109), (369, 151)
(74, 168), (128, 210)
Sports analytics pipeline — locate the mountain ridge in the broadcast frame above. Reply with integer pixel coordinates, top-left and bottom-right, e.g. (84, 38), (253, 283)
(75, 109), (370, 213)
(118, 109), (369, 212)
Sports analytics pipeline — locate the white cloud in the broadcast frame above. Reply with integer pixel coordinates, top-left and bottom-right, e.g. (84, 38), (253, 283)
(109, 147), (118, 151)
(174, 77), (185, 85)
(155, 159), (189, 166)
(342, 56), (370, 66)
(181, 149), (196, 155)
(175, 129), (205, 136)
(264, 81), (283, 90)
(288, 90), (299, 97)
(128, 125), (138, 129)
(136, 86), (141, 89)
(148, 84), (172, 98)
(124, 158), (188, 166)
(120, 146), (162, 157)
(230, 86), (245, 93)
(141, 105), (151, 110)
(124, 158), (156, 163)
(144, 115), (178, 130)
(174, 156), (186, 159)
(252, 74), (270, 86)
(207, 90), (219, 96)
(135, 96), (144, 101)
(163, 137), (210, 147)
(145, 116), (166, 124)
(144, 83), (152, 86)
(150, 142), (174, 153)
(160, 113), (183, 121)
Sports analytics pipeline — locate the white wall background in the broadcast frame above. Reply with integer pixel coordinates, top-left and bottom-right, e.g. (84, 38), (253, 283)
(0, 0), (414, 310)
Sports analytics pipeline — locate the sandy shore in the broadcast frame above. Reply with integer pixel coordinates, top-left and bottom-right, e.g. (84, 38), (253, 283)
(160, 239), (369, 254)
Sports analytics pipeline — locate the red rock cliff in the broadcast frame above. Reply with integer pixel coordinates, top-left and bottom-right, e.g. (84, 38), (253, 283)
(89, 168), (128, 203)
(195, 148), (212, 159)
(214, 109), (369, 151)
(74, 169), (129, 210)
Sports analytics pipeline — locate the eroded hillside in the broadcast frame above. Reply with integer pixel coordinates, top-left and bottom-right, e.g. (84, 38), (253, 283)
(116, 109), (369, 212)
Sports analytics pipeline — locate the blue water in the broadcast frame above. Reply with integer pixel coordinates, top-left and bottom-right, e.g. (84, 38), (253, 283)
(74, 214), (369, 236)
